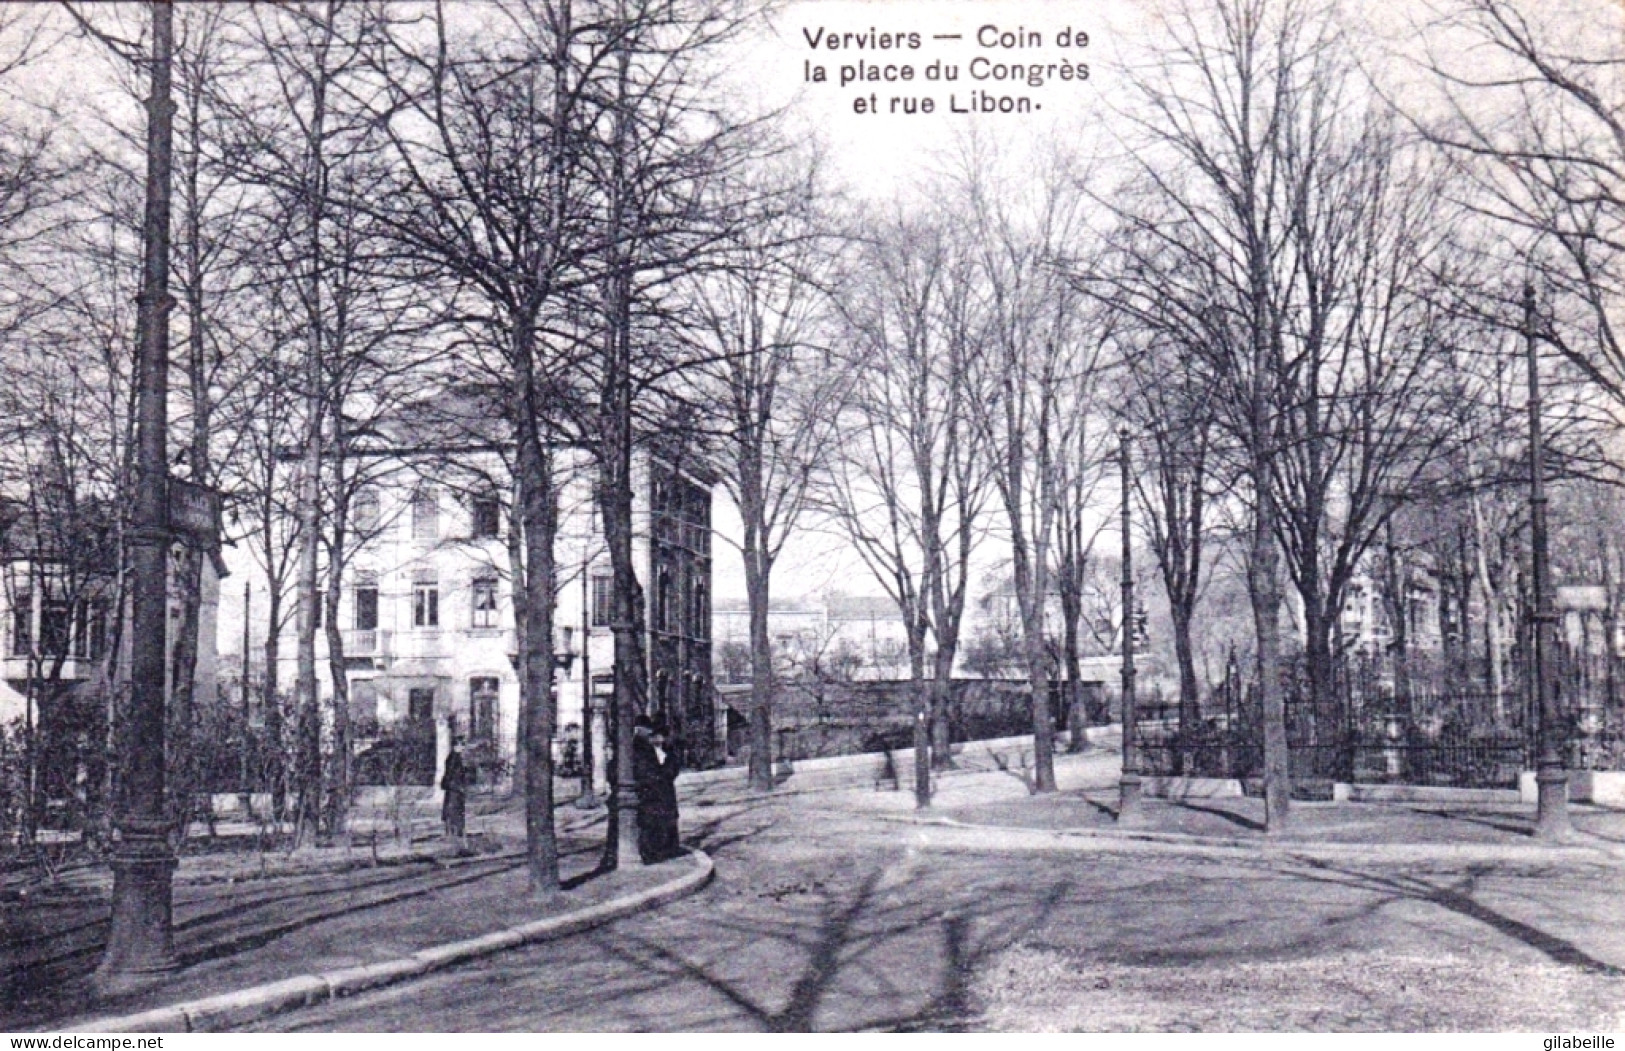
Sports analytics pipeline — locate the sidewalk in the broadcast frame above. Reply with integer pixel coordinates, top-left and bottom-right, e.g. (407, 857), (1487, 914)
(820, 745), (1625, 864)
(3, 806), (709, 1033)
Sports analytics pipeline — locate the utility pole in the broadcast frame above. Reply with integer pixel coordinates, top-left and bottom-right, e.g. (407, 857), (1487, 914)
(1526, 282), (1571, 841)
(914, 706), (931, 809)
(1118, 427), (1143, 823)
(577, 549), (597, 808)
(97, 0), (177, 991)
(241, 579), (251, 796)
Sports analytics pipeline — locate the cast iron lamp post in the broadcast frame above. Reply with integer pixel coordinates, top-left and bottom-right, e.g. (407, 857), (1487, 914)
(1118, 427), (1143, 822)
(1525, 282), (1571, 842)
(97, 0), (178, 991)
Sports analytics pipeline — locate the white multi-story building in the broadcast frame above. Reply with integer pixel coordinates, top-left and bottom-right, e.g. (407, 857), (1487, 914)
(259, 436), (715, 794)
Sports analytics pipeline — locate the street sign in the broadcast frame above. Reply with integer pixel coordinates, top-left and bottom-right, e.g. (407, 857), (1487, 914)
(1556, 585), (1608, 612)
(167, 476), (221, 548)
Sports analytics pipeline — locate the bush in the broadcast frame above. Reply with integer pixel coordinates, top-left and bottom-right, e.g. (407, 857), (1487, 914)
(0, 719), (23, 843)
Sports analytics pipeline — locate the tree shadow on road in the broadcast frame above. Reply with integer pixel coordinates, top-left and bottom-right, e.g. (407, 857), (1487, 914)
(1402, 806), (1533, 837)
(681, 799), (778, 858)
(1165, 799), (1266, 833)
(989, 749), (1038, 794)
(1283, 857), (1624, 976)
(589, 856), (1075, 1031)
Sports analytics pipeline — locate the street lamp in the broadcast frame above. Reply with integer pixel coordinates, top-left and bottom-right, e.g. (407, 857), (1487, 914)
(1524, 283), (1572, 841)
(577, 549), (600, 810)
(1118, 427), (1143, 823)
(97, 0), (177, 991)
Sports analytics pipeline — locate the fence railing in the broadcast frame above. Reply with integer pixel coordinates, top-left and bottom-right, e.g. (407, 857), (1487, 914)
(1132, 647), (1625, 786)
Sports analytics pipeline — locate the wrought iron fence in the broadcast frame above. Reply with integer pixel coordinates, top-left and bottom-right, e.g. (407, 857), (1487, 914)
(1133, 647), (1622, 788)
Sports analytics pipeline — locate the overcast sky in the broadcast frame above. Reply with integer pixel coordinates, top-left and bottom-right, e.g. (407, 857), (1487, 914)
(11, 0), (1620, 631)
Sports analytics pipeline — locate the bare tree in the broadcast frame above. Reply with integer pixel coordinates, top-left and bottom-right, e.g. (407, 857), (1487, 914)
(358, 0), (608, 891)
(692, 157), (842, 793)
(964, 150), (1107, 794)
(1100, 0), (1468, 813)
(1119, 327), (1217, 766)
(1100, 0), (1338, 828)
(1420, 0), (1625, 416)
(825, 202), (991, 794)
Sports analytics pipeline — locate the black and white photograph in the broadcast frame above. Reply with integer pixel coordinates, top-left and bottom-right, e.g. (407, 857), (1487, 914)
(0, 0), (1623, 1035)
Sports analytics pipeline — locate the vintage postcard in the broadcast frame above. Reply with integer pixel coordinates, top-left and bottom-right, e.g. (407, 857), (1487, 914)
(0, 0), (1622, 1037)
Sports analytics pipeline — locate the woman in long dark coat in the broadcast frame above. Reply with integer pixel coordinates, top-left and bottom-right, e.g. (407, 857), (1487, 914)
(632, 716), (682, 863)
(441, 743), (469, 841)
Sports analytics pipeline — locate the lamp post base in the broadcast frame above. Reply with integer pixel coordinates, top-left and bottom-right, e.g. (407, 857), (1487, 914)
(1533, 764), (1572, 842)
(1117, 772), (1144, 825)
(913, 713), (931, 810)
(614, 786), (644, 866)
(95, 830), (177, 996)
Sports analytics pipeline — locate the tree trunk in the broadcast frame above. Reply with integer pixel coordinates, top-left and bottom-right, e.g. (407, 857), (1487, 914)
(291, 28), (329, 850)
(909, 632), (930, 808)
(263, 584), (284, 823)
(1024, 624), (1056, 793)
(322, 560), (349, 838)
(1303, 603), (1339, 780)
(600, 264), (647, 867)
(930, 643), (954, 768)
(1172, 603), (1200, 768)
(1470, 483), (1506, 719)
(744, 541), (774, 792)
(167, 548), (202, 836)
(1252, 476), (1290, 831)
(1010, 522), (1056, 793)
(292, 450), (321, 849)
(507, 480), (529, 798)
(322, 406), (351, 837)
(509, 316), (560, 893)
(1062, 593), (1085, 753)
(518, 431), (559, 891)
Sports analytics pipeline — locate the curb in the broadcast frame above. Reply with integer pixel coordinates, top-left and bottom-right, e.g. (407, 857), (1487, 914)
(681, 729), (1117, 803)
(886, 813), (1625, 866)
(72, 849), (714, 1034)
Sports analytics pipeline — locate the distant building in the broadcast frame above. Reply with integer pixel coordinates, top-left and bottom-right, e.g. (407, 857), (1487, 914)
(712, 592), (913, 681)
(1338, 568), (1444, 656)
(0, 499), (117, 724)
(1, 495), (224, 824)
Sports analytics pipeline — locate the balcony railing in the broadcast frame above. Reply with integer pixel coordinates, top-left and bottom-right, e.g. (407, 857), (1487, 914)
(344, 629), (394, 657)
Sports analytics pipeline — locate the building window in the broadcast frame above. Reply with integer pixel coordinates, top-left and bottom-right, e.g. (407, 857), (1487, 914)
(40, 596), (69, 656)
(590, 573), (612, 629)
(36, 566), (70, 657)
(471, 576), (499, 628)
(471, 495), (501, 539)
(413, 574), (439, 628)
(655, 567), (674, 634)
(691, 580), (708, 640)
(470, 677), (499, 743)
(411, 488), (439, 540)
(76, 599), (107, 661)
(8, 567), (29, 656)
(354, 574), (379, 631)
(353, 489), (380, 533)
(349, 679), (379, 737)
(311, 589), (324, 630)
